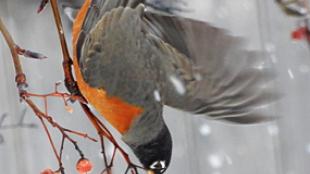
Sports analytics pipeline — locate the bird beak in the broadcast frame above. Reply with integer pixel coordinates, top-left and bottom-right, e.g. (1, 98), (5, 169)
(147, 170), (155, 174)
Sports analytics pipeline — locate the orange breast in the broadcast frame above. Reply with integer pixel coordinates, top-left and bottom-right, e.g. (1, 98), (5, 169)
(72, 0), (143, 134)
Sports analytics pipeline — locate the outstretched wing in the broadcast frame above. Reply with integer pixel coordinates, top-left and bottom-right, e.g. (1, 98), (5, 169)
(143, 12), (278, 123)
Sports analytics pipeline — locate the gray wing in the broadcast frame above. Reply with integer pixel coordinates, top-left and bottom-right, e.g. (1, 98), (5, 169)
(76, 0), (183, 60)
(143, 12), (278, 123)
(76, 0), (145, 61)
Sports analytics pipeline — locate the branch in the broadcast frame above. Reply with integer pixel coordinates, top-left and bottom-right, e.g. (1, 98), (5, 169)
(0, 18), (27, 92)
(0, 16), (96, 174)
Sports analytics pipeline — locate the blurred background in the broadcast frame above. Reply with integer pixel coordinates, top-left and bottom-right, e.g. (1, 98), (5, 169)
(0, 0), (309, 174)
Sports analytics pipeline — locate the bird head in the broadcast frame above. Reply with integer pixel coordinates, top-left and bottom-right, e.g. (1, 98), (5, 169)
(126, 124), (172, 174)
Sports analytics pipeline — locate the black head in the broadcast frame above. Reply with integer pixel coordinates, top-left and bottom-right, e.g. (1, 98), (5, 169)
(130, 125), (172, 174)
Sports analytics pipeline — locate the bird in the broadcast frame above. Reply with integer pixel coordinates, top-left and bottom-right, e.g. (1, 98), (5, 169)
(71, 0), (277, 173)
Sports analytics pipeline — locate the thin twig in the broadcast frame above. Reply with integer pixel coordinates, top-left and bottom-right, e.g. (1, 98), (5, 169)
(0, 18), (27, 94)
(100, 136), (110, 172)
(49, 0), (80, 96)
(0, 18), (23, 77)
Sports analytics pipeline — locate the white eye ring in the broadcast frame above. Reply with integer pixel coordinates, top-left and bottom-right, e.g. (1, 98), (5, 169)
(150, 160), (166, 170)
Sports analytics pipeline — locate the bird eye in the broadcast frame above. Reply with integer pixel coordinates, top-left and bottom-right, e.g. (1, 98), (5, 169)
(150, 160), (166, 170)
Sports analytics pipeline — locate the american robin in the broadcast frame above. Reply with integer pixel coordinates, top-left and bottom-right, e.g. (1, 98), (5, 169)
(72, 0), (276, 173)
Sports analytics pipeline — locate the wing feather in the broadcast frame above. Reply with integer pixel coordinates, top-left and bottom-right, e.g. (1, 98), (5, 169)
(143, 12), (278, 123)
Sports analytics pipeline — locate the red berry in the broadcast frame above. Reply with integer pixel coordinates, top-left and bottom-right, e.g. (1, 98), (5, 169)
(76, 158), (93, 173)
(292, 27), (306, 40)
(292, 30), (303, 40)
(40, 168), (55, 174)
